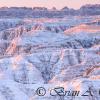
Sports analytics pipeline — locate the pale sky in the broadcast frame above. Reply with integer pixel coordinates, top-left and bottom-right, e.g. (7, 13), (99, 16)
(0, 0), (100, 9)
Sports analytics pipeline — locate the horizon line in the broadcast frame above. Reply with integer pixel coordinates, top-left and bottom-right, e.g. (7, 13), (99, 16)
(0, 4), (100, 10)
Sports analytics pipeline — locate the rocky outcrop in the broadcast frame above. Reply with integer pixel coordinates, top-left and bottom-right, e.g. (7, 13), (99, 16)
(0, 16), (100, 100)
(79, 4), (100, 15)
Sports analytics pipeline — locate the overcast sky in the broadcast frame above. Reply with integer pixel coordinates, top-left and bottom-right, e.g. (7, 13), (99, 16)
(0, 0), (100, 9)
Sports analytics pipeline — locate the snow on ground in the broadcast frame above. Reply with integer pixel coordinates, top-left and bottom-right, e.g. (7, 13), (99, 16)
(0, 16), (100, 100)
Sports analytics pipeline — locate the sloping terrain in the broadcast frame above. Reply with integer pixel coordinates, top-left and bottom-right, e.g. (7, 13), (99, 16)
(0, 16), (100, 100)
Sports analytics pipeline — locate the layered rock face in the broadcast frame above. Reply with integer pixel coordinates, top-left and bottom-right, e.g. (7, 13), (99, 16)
(0, 16), (100, 100)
